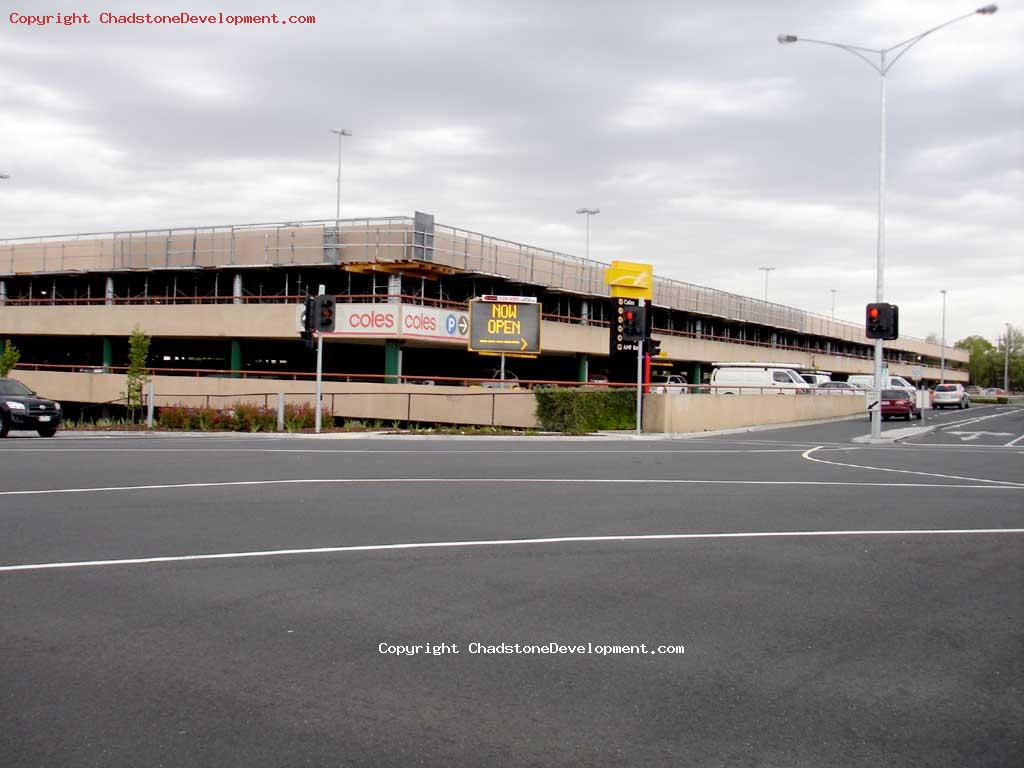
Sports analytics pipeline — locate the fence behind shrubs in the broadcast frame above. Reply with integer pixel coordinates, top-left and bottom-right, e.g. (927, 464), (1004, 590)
(157, 402), (317, 432)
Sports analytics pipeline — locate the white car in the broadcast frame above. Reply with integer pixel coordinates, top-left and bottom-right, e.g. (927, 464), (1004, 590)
(651, 375), (688, 394)
(933, 383), (969, 409)
(846, 374), (915, 392)
(816, 381), (862, 395)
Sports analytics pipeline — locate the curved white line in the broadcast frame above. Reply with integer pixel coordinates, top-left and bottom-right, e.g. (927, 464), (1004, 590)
(801, 446), (1024, 486)
(3, 528), (1022, 573)
(2, 477), (1023, 497)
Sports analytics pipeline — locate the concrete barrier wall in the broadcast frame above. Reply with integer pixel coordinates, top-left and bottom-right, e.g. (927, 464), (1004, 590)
(642, 392), (866, 434)
(11, 370), (540, 428)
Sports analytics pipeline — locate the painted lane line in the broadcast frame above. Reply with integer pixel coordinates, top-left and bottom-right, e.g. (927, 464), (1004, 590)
(2, 477), (1024, 498)
(1005, 434), (1024, 447)
(802, 446), (1024, 486)
(3, 528), (1022, 573)
(939, 409), (1023, 431)
(0, 448), (805, 455)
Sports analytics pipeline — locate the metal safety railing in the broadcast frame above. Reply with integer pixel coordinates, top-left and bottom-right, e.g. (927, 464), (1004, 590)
(0, 215), (952, 357)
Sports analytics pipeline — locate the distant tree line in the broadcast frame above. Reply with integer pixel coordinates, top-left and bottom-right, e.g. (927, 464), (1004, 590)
(956, 324), (1023, 390)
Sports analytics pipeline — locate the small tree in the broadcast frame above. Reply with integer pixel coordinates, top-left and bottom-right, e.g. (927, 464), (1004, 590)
(0, 340), (20, 377)
(125, 328), (152, 421)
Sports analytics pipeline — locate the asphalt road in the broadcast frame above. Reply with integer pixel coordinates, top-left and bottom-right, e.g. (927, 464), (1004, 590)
(1, 419), (1021, 767)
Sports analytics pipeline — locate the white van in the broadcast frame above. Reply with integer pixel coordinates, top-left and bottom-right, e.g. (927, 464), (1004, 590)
(847, 374), (914, 391)
(710, 364), (813, 395)
(800, 372), (832, 387)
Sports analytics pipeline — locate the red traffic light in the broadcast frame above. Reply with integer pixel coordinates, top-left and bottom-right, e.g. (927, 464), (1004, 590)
(624, 311), (634, 321)
(868, 306), (879, 319)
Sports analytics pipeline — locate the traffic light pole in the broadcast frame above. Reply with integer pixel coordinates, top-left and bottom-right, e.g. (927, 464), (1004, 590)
(315, 284), (325, 434)
(635, 341), (643, 435)
(314, 331), (324, 433)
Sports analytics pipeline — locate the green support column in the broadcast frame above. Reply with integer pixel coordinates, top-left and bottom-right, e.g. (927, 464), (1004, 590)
(577, 354), (589, 382)
(102, 337), (113, 370)
(384, 340), (402, 384)
(689, 362), (702, 389)
(230, 339), (242, 378)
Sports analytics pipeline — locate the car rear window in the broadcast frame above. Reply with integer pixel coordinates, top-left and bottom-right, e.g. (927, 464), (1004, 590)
(882, 389), (908, 399)
(935, 385), (957, 391)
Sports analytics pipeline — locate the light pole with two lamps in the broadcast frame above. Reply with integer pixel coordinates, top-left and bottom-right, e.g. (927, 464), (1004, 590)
(758, 266), (775, 302)
(778, 4), (998, 439)
(329, 128), (352, 227)
(576, 208), (600, 260)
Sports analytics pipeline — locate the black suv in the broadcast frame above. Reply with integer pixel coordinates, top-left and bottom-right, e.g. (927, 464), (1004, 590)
(0, 378), (62, 437)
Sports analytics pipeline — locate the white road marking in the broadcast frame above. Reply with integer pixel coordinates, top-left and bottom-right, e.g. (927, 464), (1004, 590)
(2, 477), (1023, 498)
(2, 528), (1022, 573)
(801, 446), (1024, 487)
(1005, 434), (1024, 447)
(0, 448), (804, 455)
(939, 409), (1022, 431)
(945, 431), (1013, 442)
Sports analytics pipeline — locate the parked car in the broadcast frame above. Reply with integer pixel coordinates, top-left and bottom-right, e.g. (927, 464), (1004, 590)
(651, 374), (688, 394)
(880, 388), (922, 421)
(800, 372), (833, 386)
(817, 381), (861, 395)
(710, 364), (812, 395)
(0, 378), (63, 437)
(847, 374), (915, 392)
(982, 387), (1006, 397)
(965, 385), (983, 395)
(933, 383), (969, 409)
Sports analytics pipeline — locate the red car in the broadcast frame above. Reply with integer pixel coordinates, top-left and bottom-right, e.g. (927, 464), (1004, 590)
(880, 389), (922, 421)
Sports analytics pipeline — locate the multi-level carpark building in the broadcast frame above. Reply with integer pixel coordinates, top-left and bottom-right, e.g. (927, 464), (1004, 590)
(0, 212), (967, 423)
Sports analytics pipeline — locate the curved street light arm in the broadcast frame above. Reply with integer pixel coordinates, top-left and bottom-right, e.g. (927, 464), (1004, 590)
(883, 11), (981, 72)
(789, 38), (883, 74)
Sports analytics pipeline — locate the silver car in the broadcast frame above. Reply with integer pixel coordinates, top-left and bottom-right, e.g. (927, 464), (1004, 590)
(933, 383), (969, 409)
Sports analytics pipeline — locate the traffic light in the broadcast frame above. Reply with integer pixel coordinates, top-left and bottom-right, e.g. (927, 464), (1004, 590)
(314, 295), (336, 332)
(623, 304), (646, 342)
(647, 338), (662, 356)
(865, 302), (898, 340)
(300, 294), (315, 347)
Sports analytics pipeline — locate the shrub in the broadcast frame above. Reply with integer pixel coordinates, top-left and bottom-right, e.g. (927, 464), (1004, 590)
(534, 388), (635, 433)
(284, 403), (317, 431)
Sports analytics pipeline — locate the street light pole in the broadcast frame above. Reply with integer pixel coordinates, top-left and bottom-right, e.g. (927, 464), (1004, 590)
(758, 266), (775, 302)
(1006, 322), (1011, 393)
(778, 4), (998, 440)
(940, 289), (947, 384)
(830, 289), (837, 319)
(329, 129), (352, 227)
(575, 208), (600, 259)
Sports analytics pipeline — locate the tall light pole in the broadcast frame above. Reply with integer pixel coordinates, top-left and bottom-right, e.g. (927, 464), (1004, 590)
(939, 289), (947, 384)
(758, 266), (775, 302)
(1005, 322), (1011, 393)
(576, 208), (600, 259)
(779, 4), (998, 439)
(830, 288), (837, 319)
(329, 129), (352, 227)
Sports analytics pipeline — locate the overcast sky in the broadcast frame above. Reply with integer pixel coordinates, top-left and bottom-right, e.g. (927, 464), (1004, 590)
(1, 0), (1020, 342)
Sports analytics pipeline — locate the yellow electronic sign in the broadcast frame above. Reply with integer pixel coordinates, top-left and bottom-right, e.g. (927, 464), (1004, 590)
(468, 297), (542, 354)
(604, 260), (653, 301)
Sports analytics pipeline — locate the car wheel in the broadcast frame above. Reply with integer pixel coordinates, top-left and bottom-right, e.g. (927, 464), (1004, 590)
(905, 412), (912, 421)
(37, 427), (58, 438)
(958, 402), (964, 409)
(916, 411), (923, 420)
(0, 414), (9, 438)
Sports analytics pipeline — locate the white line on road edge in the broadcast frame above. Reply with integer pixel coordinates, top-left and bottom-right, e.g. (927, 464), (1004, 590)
(939, 409), (1023, 431)
(2, 477), (1023, 497)
(0, 448), (805, 455)
(801, 446), (1024, 486)
(3, 528), (1022, 573)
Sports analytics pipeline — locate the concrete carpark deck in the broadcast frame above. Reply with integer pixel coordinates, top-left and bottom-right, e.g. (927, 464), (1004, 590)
(0, 418), (1021, 766)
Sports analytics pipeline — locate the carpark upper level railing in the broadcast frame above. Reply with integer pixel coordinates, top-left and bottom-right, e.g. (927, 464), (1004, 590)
(0, 215), (959, 360)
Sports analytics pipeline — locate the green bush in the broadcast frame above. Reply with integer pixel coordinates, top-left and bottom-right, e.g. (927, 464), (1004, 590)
(534, 388), (635, 433)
